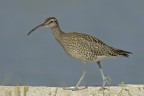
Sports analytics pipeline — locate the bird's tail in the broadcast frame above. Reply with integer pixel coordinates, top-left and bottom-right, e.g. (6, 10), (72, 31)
(113, 48), (132, 57)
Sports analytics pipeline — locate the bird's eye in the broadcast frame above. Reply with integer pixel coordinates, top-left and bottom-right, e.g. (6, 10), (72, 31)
(49, 20), (54, 24)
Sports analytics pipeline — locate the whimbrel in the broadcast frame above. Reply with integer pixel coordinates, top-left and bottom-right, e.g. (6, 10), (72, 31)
(27, 17), (132, 90)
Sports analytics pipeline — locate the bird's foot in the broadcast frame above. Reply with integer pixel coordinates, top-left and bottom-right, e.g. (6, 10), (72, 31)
(100, 76), (111, 90)
(63, 87), (79, 91)
(63, 86), (87, 91)
(103, 76), (111, 86)
(99, 87), (108, 91)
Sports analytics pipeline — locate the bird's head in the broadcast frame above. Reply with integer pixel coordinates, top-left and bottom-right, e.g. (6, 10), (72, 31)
(27, 17), (58, 35)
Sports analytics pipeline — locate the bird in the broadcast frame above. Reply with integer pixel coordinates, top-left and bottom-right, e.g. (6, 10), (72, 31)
(27, 17), (132, 90)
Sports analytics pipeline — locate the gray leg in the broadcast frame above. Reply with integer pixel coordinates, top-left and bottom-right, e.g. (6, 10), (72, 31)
(63, 63), (87, 90)
(97, 61), (110, 89)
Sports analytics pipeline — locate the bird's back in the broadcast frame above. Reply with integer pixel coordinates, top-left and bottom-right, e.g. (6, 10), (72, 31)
(57, 32), (131, 62)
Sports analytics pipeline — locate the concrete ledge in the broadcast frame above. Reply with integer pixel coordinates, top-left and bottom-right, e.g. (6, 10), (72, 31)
(0, 85), (144, 96)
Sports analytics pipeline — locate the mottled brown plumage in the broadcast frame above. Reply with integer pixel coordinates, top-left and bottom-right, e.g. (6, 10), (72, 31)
(27, 17), (132, 90)
(58, 32), (131, 62)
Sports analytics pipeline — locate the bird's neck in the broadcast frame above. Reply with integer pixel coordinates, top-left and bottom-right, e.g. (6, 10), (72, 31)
(51, 26), (64, 41)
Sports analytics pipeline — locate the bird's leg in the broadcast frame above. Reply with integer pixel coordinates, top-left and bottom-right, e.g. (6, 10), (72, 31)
(97, 61), (110, 90)
(63, 63), (87, 90)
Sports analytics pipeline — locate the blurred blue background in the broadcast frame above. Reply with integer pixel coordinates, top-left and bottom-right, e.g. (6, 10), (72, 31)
(0, 0), (144, 87)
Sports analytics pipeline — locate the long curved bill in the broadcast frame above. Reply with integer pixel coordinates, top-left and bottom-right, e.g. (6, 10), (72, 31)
(27, 23), (45, 36)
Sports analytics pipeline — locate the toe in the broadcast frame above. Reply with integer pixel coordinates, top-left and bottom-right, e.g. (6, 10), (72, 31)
(63, 87), (79, 91)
